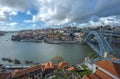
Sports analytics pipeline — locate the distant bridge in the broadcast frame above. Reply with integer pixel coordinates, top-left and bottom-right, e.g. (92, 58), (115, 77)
(98, 30), (120, 36)
(85, 31), (116, 58)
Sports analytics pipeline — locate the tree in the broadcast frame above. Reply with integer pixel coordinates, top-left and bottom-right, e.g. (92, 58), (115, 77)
(51, 56), (64, 64)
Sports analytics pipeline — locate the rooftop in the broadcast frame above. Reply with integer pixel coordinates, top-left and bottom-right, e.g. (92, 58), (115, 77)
(12, 65), (42, 78)
(0, 72), (12, 79)
(83, 69), (113, 79)
(95, 60), (120, 78)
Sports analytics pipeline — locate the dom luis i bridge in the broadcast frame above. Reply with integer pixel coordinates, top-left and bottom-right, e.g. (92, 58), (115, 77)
(85, 30), (120, 63)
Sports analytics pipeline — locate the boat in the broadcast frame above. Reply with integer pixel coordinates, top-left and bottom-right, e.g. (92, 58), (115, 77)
(2, 57), (8, 61)
(8, 59), (13, 63)
(14, 59), (21, 64)
(25, 60), (33, 64)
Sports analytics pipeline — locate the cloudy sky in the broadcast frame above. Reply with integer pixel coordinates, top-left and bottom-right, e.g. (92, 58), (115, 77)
(0, 0), (120, 31)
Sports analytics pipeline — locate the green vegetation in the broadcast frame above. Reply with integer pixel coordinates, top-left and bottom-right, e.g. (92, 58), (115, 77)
(81, 64), (88, 70)
(51, 63), (92, 78)
(74, 64), (92, 77)
(75, 69), (92, 77)
(51, 56), (64, 64)
(51, 70), (81, 79)
(51, 32), (64, 40)
(88, 52), (99, 59)
(50, 67), (92, 79)
(52, 74), (70, 79)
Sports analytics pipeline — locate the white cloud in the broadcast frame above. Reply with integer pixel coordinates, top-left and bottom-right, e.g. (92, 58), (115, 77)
(24, 19), (32, 23)
(8, 22), (18, 26)
(24, 15), (41, 23)
(99, 16), (120, 26)
(26, 11), (31, 15)
(0, 7), (11, 22)
(29, 15), (41, 23)
(0, 0), (39, 31)
(24, 24), (38, 30)
(0, 7), (16, 22)
(24, 15), (40, 23)
(0, 22), (18, 31)
(9, 11), (17, 15)
(0, 25), (18, 31)
(32, 24), (37, 29)
(77, 15), (120, 27)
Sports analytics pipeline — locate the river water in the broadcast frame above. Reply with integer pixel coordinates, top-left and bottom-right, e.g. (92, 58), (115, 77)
(0, 33), (119, 65)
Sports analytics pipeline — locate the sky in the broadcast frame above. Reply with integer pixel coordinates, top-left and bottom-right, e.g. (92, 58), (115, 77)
(0, 0), (120, 31)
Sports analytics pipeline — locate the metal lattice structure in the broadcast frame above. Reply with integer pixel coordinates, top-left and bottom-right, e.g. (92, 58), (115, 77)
(85, 31), (113, 58)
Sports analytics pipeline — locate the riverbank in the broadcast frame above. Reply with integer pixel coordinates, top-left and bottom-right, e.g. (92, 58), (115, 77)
(21, 39), (43, 42)
(0, 31), (5, 36)
(11, 35), (86, 44)
(44, 38), (85, 44)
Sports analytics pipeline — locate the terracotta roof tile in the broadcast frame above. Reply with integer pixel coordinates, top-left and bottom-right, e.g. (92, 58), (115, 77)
(44, 62), (54, 69)
(95, 60), (120, 78)
(66, 66), (76, 71)
(95, 69), (113, 79)
(83, 69), (113, 79)
(0, 72), (12, 79)
(58, 62), (68, 69)
(44, 62), (50, 69)
(12, 65), (42, 78)
(49, 62), (54, 68)
(89, 73), (100, 79)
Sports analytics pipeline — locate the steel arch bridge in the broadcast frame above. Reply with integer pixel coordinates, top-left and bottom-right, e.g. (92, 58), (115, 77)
(85, 31), (113, 58)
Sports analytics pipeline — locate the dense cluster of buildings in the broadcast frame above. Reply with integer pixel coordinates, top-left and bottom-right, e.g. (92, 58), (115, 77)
(12, 25), (120, 41)
(11, 27), (85, 44)
(11, 25), (120, 43)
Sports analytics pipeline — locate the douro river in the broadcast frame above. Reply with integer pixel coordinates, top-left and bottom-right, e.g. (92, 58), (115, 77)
(0, 33), (119, 65)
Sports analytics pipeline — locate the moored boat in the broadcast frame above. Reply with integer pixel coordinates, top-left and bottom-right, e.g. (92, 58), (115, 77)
(14, 59), (21, 64)
(25, 60), (33, 64)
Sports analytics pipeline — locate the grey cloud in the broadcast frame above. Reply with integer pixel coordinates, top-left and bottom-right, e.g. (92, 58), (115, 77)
(0, 11), (9, 22)
(78, 15), (120, 27)
(0, 0), (34, 11)
(36, 0), (120, 26)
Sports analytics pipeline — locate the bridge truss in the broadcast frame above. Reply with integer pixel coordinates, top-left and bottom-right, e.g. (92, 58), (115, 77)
(85, 31), (113, 58)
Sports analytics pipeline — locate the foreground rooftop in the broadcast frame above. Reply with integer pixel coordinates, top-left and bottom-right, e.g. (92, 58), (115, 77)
(83, 60), (120, 79)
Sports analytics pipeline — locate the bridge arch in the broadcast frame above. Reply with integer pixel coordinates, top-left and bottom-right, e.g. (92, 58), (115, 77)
(85, 31), (113, 58)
